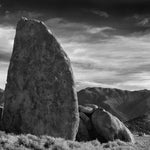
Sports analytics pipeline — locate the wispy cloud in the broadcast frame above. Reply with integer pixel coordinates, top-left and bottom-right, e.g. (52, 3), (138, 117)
(46, 17), (150, 91)
(0, 26), (15, 53)
(1, 11), (150, 91)
(126, 14), (150, 28)
(91, 10), (109, 18)
(45, 18), (116, 49)
(137, 18), (150, 26)
(76, 81), (116, 91)
(86, 26), (114, 34)
(0, 62), (9, 89)
(116, 72), (150, 90)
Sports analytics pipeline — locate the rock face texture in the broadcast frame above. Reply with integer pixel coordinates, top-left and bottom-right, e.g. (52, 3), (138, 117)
(91, 108), (135, 143)
(2, 17), (79, 140)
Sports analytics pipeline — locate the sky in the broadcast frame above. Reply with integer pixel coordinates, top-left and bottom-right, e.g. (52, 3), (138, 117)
(1, 1), (150, 91)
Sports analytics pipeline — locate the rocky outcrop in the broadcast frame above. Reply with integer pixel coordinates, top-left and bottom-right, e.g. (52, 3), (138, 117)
(2, 17), (79, 140)
(76, 105), (97, 142)
(92, 108), (135, 143)
(78, 87), (150, 122)
(76, 104), (135, 143)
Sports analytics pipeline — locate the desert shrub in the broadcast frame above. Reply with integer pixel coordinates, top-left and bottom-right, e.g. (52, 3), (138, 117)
(0, 131), (139, 150)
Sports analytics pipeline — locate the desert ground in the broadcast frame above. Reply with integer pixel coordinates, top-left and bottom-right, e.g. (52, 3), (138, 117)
(0, 132), (149, 150)
(1, 1), (150, 150)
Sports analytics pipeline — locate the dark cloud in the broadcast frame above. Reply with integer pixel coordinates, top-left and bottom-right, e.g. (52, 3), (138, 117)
(2, 0), (150, 14)
(0, 4), (150, 90)
(0, 51), (10, 62)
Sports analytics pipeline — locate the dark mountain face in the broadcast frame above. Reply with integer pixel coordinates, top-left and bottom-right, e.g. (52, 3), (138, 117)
(77, 87), (150, 123)
(126, 114), (150, 134)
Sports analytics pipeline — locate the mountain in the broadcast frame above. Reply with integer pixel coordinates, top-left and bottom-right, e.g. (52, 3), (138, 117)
(126, 114), (150, 134)
(77, 87), (150, 124)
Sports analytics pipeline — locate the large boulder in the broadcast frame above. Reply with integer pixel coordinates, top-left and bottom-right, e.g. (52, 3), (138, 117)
(76, 117), (90, 142)
(76, 112), (95, 142)
(79, 112), (92, 131)
(2, 17), (79, 140)
(76, 105), (101, 142)
(91, 108), (135, 143)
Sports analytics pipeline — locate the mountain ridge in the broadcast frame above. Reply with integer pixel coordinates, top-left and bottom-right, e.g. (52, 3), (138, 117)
(77, 87), (150, 123)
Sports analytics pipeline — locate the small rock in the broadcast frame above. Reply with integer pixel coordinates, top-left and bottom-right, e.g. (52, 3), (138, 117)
(83, 104), (98, 110)
(79, 105), (94, 115)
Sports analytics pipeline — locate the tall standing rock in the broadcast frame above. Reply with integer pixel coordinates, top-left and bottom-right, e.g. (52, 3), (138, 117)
(2, 17), (79, 140)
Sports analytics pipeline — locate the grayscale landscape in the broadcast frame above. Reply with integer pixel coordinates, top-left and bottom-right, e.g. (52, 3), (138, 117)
(0, 0), (150, 149)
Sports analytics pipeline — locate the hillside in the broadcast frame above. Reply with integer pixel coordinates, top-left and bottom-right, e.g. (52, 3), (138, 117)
(78, 87), (150, 122)
(127, 114), (150, 134)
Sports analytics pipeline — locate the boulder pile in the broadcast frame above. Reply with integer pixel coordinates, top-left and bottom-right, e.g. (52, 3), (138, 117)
(76, 104), (135, 144)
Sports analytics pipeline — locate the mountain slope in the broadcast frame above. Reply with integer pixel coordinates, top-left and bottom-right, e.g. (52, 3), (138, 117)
(126, 114), (150, 134)
(77, 87), (150, 122)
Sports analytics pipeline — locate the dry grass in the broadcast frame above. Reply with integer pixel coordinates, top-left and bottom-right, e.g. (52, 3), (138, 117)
(0, 131), (141, 150)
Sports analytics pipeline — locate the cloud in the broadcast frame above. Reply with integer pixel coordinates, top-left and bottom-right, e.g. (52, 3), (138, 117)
(62, 31), (150, 91)
(90, 10), (109, 18)
(137, 18), (150, 26)
(0, 10), (43, 26)
(126, 14), (150, 29)
(1, 12), (150, 91)
(0, 51), (11, 62)
(0, 26), (15, 53)
(76, 81), (116, 91)
(45, 17), (115, 44)
(0, 62), (9, 90)
(0, 26), (15, 89)
(86, 27), (114, 34)
(116, 72), (150, 90)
